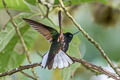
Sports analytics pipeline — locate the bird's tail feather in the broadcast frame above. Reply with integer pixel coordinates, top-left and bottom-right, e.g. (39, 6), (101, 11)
(41, 50), (73, 69)
(41, 51), (49, 68)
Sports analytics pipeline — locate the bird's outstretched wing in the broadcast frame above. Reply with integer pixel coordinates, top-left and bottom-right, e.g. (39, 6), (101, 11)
(23, 18), (58, 42)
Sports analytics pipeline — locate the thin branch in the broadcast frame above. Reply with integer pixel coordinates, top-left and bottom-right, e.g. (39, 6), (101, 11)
(0, 58), (119, 80)
(36, 0), (58, 28)
(20, 71), (37, 80)
(58, 0), (120, 76)
(72, 57), (119, 80)
(38, 0), (50, 18)
(0, 63), (40, 77)
(2, 0), (38, 79)
(38, 0), (59, 9)
(58, 10), (62, 29)
(58, 10), (62, 34)
(58, 10), (64, 42)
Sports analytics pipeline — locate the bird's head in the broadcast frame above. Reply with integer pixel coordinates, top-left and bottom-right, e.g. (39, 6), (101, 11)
(64, 32), (73, 43)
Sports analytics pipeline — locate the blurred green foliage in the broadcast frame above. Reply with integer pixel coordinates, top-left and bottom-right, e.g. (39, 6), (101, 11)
(0, 0), (30, 11)
(0, 13), (38, 72)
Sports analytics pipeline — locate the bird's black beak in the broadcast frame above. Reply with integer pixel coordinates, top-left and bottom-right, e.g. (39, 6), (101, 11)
(73, 31), (80, 35)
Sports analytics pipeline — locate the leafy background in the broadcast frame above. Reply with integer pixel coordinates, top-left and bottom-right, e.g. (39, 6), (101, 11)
(0, 0), (120, 80)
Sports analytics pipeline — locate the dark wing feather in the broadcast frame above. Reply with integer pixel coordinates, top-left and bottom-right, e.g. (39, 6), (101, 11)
(23, 18), (58, 42)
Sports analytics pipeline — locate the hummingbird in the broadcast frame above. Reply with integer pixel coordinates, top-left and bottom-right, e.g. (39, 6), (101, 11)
(23, 12), (79, 69)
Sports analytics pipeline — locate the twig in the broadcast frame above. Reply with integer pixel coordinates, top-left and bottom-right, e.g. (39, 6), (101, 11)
(58, 0), (120, 76)
(38, 0), (58, 9)
(2, 0), (38, 79)
(58, 10), (62, 31)
(20, 71), (37, 80)
(37, 0), (58, 28)
(0, 58), (119, 80)
(38, 0), (50, 18)
(58, 10), (64, 42)
(72, 57), (120, 80)
(0, 63), (40, 77)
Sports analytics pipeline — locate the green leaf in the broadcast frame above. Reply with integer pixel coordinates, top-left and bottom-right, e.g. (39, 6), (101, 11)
(0, 0), (30, 11)
(0, 51), (25, 72)
(64, 0), (107, 5)
(0, 24), (29, 72)
(24, 1), (40, 13)
(23, 27), (38, 50)
(55, 0), (59, 4)
(0, 13), (38, 72)
(25, 0), (36, 5)
(0, 13), (33, 53)
(0, 23), (15, 53)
